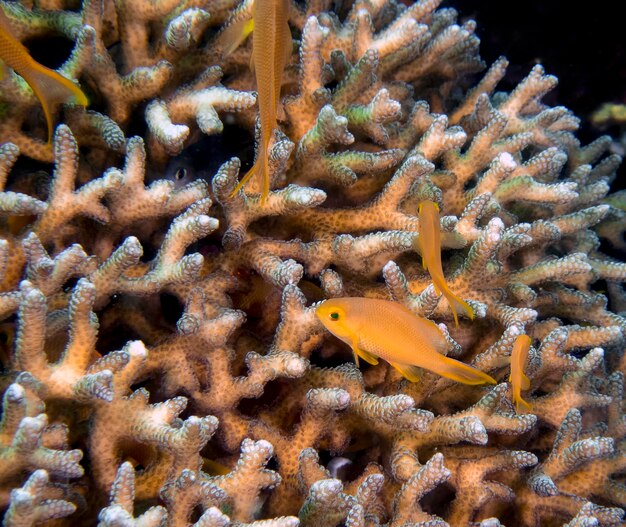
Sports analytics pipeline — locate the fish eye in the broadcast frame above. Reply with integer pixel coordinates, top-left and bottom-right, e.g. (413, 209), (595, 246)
(329, 312), (340, 321)
(175, 167), (187, 181)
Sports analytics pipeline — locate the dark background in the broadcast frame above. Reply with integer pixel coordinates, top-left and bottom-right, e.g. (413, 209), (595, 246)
(452, 1), (626, 146)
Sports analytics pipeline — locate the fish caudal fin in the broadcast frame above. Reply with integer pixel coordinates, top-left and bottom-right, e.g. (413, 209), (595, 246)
(433, 355), (496, 385)
(520, 373), (531, 390)
(515, 396), (533, 413)
(230, 160), (259, 198)
(388, 361), (421, 382)
(442, 288), (474, 326)
(229, 141), (271, 203)
(22, 64), (87, 143)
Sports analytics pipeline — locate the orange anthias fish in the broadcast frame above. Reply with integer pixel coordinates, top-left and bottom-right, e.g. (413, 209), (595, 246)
(220, 0), (291, 204)
(414, 200), (474, 326)
(509, 334), (533, 413)
(316, 297), (496, 385)
(0, 6), (87, 143)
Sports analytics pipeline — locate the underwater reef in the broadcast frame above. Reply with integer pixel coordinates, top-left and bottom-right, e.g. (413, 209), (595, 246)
(0, 0), (625, 525)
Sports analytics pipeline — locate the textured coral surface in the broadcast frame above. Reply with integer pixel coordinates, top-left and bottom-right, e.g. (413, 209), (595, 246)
(0, 0), (625, 526)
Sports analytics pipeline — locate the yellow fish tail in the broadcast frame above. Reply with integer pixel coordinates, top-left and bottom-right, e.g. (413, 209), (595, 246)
(433, 355), (496, 385)
(515, 396), (533, 413)
(262, 140), (270, 203)
(230, 137), (272, 203)
(23, 64), (88, 143)
(230, 148), (271, 203)
(520, 373), (531, 390)
(441, 285), (474, 326)
(230, 161), (258, 198)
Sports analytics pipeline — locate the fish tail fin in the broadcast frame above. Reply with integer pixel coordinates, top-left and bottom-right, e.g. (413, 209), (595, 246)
(388, 361), (421, 382)
(442, 287), (473, 326)
(22, 64), (88, 142)
(230, 137), (272, 203)
(260, 141), (270, 204)
(515, 396), (533, 413)
(230, 158), (260, 198)
(434, 355), (496, 385)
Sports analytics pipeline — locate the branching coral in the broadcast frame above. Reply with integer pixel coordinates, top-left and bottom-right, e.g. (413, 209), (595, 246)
(0, 0), (625, 525)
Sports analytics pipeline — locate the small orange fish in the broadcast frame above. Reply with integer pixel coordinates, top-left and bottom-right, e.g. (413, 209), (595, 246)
(316, 297), (496, 385)
(0, 6), (87, 143)
(509, 334), (533, 413)
(220, 0), (291, 203)
(415, 200), (474, 326)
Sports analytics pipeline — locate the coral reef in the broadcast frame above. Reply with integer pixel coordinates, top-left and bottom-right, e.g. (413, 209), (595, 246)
(0, 0), (625, 525)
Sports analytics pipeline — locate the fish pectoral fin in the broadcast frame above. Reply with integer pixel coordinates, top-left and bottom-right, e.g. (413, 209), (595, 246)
(388, 361), (421, 383)
(349, 337), (379, 366)
(351, 348), (360, 368)
(356, 348), (379, 365)
(435, 355), (496, 385)
(520, 374), (531, 391)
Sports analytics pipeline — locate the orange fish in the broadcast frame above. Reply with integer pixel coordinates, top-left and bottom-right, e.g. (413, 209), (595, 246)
(509, 334), (533, 413)
(0, 6), (87, 143)
(220, 0), (291, 203)
(415, 200), (474, 326)
(316, 297), (496, 385)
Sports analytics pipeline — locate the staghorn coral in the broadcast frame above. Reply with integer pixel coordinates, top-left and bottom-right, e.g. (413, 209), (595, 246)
(0, 0), (625, 525)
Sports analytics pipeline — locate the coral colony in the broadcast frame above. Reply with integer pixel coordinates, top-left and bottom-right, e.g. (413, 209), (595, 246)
(0, 0), (625, 525)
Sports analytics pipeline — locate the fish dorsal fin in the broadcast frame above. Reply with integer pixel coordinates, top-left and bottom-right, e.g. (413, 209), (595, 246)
(388, 361), (421, 382)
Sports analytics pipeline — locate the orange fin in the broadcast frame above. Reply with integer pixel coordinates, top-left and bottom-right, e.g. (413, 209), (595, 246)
(22, 64), (88, 142)
(357, 348), (379, 366)
(515, 397), (533, 413)
(230, 160), (259, 198)
(520, 373), (531, 391)
(442, 288), (474, 327)
(388, 361), (421, 382)
(434, 355), (496, 385)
